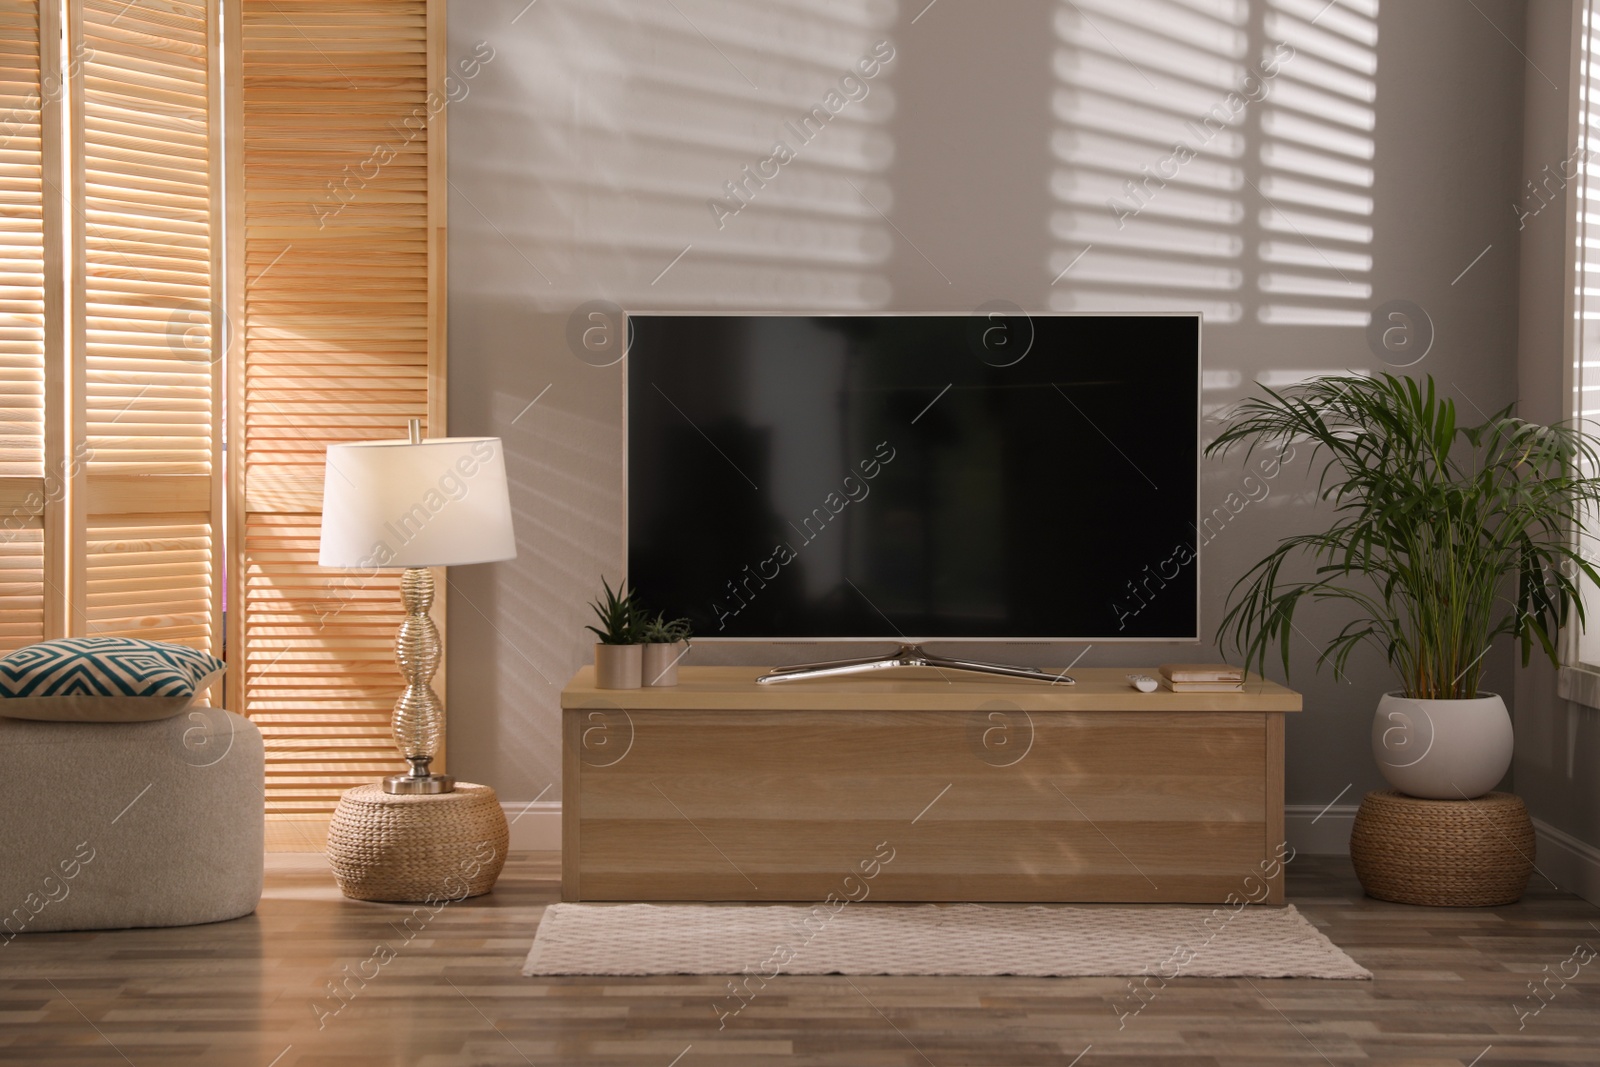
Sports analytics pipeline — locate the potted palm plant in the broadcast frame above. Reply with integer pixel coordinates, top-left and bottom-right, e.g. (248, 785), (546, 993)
(640, 612), (692, 687)
(587, 577), (643, 689)
(1209, 374), (1600, 799)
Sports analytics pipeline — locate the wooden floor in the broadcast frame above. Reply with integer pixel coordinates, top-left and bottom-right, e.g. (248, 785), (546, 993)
(2, 853), (1598, 1066)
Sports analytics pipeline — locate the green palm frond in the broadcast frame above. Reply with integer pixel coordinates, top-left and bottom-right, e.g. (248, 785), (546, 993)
(1208, 373), (1600, 699)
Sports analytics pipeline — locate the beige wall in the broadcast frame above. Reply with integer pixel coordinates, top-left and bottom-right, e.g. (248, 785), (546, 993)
(445, 0), (1530, 820)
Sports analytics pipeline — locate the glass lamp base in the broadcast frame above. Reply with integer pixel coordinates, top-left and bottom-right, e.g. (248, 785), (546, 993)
(386, 565), (452, 797)
(384, 773), (456, 795)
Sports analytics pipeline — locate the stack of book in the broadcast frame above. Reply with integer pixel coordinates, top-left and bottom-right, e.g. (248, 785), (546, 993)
(1158, 663), (1245, 692)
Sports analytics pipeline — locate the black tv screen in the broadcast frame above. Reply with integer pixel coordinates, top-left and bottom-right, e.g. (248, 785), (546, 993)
(625, 313), (1199, 641)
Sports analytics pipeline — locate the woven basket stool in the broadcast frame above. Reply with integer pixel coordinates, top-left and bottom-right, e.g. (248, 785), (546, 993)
(327, 782), (509, 903)
(1350, 789), (1534, 907)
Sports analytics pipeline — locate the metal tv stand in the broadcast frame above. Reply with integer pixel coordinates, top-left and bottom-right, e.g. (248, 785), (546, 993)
(755, 643), (1071, 685)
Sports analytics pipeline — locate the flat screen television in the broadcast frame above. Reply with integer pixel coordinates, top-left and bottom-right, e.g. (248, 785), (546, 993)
(625, 313), (1200, 645)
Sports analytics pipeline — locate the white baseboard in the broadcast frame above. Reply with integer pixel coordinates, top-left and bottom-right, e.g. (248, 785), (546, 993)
(1285, 803), (1357, 855)
(501, 800), (561, 851)
(1532, 817), (1600, 907)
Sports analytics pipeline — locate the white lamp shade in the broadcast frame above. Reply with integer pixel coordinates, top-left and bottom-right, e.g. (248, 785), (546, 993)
(318, 436), (517, 568)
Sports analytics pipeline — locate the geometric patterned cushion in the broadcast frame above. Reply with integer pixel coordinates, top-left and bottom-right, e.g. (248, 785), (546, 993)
(0, 638), (227, 722)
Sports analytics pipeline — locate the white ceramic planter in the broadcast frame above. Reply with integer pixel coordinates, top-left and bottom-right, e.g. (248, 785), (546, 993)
(1371, 692), (1513, 800)
(593, 643), (642, 689)
(641, 640), (688, 687)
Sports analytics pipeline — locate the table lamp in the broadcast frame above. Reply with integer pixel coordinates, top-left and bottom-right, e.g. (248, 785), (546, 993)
(318, 419), (516, 794)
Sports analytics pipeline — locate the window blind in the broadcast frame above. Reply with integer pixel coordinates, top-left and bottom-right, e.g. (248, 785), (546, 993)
(231, 0), (446, 830)
(1575, 0), (1600, 669)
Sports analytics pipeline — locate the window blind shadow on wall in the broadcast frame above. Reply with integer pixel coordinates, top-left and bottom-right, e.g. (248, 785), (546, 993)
(455, 0), (899, 311)
(441, 0), (902, 795)
(1048, 0), (1377, 330)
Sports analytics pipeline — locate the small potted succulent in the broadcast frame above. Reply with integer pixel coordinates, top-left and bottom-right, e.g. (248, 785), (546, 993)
(640, 612), (692, 687)
(587, 577), (643, 689)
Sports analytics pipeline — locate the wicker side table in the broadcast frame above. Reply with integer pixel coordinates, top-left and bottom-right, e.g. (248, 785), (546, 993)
(327, 782), (509, 903)
(1350, 789), (1534, 907)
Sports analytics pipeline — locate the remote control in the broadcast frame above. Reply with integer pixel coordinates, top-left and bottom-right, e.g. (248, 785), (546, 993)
(1127, 674), (1159, 693)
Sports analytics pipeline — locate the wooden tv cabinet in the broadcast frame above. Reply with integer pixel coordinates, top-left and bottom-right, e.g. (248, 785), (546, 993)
(560, 666), (1300, 904)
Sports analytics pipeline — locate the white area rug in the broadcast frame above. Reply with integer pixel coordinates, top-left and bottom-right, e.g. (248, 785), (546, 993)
(523, 902), (1372, 979)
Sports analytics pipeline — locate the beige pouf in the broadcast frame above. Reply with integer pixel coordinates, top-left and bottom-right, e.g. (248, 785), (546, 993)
(1350, 789), (1534, 907)
(0, 708), (264, 933)
(327, 782), (509, 903)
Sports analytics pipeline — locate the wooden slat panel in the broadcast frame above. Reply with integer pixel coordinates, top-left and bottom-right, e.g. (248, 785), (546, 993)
(243, 511), (409, 812)
(0, 1), (47, 652)
(83, 515), (212, 638)
(83, 471), (210, 513)
(0, 476), (46, 515)
(235, 0), (444, 817)
(0, 527), (45, 647)
(76, 0), (217, 477)
(0, 0), (45, 482)
(239, 0), (433, 504)
(71, 0), (221, 652)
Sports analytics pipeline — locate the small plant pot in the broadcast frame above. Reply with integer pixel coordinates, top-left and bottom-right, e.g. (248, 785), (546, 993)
(593, 643), (642, 689)
(642, 641), (688, 687)
(1372, 692), (1512, 800)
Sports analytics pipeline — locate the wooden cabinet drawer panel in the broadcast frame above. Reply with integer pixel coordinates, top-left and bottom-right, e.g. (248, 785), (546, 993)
(579, 775), (1264, 823)
(576, 816), (1266, 902)
(572, 709), (1264, 776)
